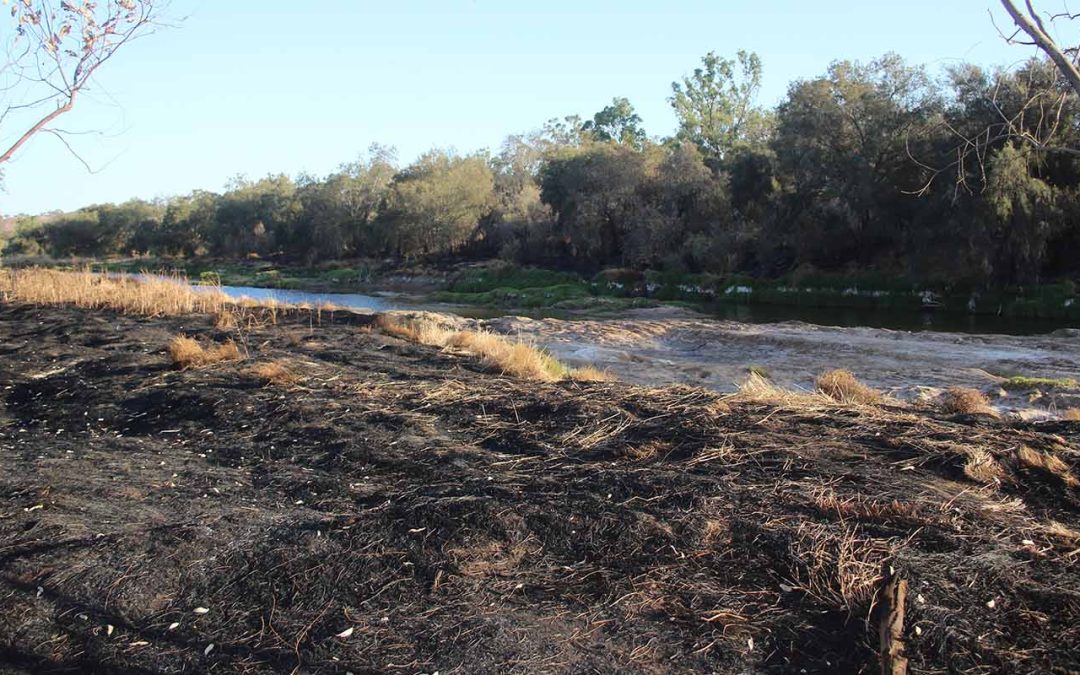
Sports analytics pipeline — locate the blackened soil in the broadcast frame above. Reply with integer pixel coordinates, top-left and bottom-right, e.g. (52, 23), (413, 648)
(0, 302), (1077, 674)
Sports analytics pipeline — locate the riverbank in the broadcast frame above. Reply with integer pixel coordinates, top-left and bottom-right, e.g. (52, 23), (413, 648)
(5, 255), (1080, 326)
(484, 307), (1080, 420)
(1, 298), (1078, 673)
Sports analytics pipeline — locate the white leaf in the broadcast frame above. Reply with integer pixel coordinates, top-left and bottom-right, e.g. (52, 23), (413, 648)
(106, 624), (114, 636)
(193, 607), (210, 615)
(204, 643), (214, 656)
(168, 622), (180, 630)
(335, 627), (354, 639)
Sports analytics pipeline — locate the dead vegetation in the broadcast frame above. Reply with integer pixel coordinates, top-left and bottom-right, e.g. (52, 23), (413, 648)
(938, 386), (997, 415)
(0, 301), (1077, 673)
(1016, 444), (1080, 487)
(0, 267), (234, 316)
(815, 368), (882, 404)
(247, 360), (301, 387)
(1064, 408), (1080, 421)
(167, 335), (243, 369)
(375, 314), (608, 382)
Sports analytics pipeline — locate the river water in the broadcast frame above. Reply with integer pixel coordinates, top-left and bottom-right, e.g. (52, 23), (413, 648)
(210, 283), (1077, 336)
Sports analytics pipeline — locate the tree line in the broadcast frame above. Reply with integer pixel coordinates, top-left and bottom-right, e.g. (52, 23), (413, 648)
(6, 50), (1080, 288)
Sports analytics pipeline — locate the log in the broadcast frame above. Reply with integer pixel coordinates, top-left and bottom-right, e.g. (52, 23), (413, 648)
(878, 564), (908, 675)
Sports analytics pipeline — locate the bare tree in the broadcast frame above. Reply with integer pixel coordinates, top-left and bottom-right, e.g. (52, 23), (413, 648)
(0, 0), (160, 169)
(910, 2), (1080, 193)
(999, 0), (1080, 98)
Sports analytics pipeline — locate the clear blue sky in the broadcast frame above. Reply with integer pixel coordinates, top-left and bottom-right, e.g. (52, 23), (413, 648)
(0, 0), (1048, 215)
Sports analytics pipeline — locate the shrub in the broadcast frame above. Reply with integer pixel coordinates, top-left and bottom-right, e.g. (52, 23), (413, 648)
(815, 369), (881, 405)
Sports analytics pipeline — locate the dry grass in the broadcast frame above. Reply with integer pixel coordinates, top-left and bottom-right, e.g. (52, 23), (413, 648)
(168, 336), (243, 369)
(375, 315), (603, 383)
(815, 369), (881, 405)
(1015, 445), (1079, 487)
(938, 387), (997, 416)
(248, 360), (300, 387)
(566, 365), (614, 382)
(732, 372), (828, 407)
(1063, 408), (1080, 421)
(1, 267), (234, 316)
(963, 447), (1007, 485)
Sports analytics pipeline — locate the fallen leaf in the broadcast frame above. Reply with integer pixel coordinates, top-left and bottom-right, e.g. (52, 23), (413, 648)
(193, 607), (210, 615)
(335, 627), (354, 639)
(204, 643), (214, 656)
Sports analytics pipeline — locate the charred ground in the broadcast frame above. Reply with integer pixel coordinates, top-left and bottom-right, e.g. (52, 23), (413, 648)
(0, 302), (1077, 674)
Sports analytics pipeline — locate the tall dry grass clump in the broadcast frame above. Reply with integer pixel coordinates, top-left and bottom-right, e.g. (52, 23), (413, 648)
(732, 372), (827, 407)
(376, 315), (607, 382)
(815, 369), (881, 405)
(1063, 408), (1080, 421)
(1, 267), (232, 317)
(168, 335), (243, 369)
(938, 387), (996, 416)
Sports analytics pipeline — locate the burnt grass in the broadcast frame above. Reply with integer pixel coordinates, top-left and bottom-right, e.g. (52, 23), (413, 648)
(0, 302), (1078, 674)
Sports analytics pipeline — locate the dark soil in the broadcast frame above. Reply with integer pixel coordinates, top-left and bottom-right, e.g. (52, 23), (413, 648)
(0, 302), (1077, 674)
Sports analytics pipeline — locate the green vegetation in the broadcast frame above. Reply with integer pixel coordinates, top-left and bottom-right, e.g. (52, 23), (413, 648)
(1000, 376), (1080, 390)
(5, 52), (1080, 316)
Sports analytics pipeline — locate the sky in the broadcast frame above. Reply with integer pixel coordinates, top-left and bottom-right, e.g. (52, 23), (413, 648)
(0, 0), (1055, 215)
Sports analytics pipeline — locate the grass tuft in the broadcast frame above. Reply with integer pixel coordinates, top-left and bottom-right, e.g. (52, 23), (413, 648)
(938, 387), (997, 416)
(815, 369), (881, 405)
(168, 336), (243, 369)
(248, 360), (300, 387)
(1062, 408), (1080, 421)
(1015, 445), (1079, 487)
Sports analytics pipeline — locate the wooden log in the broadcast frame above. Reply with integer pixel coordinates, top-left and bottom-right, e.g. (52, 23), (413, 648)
(878, 564), (908, 675)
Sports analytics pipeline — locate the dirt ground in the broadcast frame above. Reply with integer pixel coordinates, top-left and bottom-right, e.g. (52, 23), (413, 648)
(485, 308), (1080, 418)
(0, 302), (1078, 674)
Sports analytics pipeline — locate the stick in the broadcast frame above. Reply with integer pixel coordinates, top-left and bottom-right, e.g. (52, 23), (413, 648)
(878, 563), (908, 675)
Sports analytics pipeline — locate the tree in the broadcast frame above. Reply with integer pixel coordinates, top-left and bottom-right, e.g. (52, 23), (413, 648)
(999, 1), (1080, 99)
(670, 50), (768, 162)
(581, 97), (647, 149)
(378, 150), (495, 258)
(1, 1), (160, 170)
(771, 55), (942, 270)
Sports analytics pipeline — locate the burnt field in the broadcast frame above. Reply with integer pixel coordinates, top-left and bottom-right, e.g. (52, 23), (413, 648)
(0, 301), (1078, 674)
